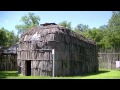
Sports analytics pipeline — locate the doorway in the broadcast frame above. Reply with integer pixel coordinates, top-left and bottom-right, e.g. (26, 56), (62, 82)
(25, 61), (31, 76)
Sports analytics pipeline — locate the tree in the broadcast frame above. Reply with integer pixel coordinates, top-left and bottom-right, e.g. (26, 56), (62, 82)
(0, 28), (7, 46)
(99, 25), (108, 29)
(74, 24), (90, 35)
(88, 28), (106, 47)
(0, 27), (18, 47)
(74, 24), (90, 32)
(73, 12), (120, 49)
(107, 11), (120, 48)
(58, 21), (72, 30)
(15, 12), (40, 35)
(74, 24), (108, 48)
(108, 11), (120, 33)
(6, 30), (18, 47)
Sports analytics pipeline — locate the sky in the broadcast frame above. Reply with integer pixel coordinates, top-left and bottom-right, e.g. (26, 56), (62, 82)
(0, 11), (112, 35)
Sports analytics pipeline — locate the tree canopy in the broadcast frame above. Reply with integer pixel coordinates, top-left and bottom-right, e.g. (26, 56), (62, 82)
(0, 27), (18, 47)
(58, 21), (72, 30)
(73, 11), (120, 49)
(15, 12), (40, 35)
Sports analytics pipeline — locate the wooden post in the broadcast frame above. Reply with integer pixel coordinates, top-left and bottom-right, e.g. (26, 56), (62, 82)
(107, 53), (109, 69)
(52, 49), (55, 78)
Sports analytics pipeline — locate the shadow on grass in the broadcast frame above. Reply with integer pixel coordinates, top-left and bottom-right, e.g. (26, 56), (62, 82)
(0, 71), (18, 79)
(61, 70), (110, 77)
(80, 70), (110, 77)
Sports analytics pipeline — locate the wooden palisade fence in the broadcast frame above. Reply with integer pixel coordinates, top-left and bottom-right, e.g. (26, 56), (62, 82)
(0, 51), (17, 71)
(0, 48), (119, 71)
(98, 48), (120, 70)
(0, 45), (18, 71)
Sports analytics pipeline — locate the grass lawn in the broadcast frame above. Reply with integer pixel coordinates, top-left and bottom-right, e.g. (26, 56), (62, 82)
(0, 69), (120, 79)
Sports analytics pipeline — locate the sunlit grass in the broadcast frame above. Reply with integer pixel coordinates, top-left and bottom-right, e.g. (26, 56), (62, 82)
(0, 69), (120, 79)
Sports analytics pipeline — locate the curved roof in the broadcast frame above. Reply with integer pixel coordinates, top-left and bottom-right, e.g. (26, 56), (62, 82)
(19, 23), (96, 45)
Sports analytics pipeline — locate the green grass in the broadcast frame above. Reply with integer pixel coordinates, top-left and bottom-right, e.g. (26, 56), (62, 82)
(0, 69), (120, 79)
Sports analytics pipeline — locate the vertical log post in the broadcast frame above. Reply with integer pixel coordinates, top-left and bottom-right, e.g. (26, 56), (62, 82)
(52, 49), (55, 78)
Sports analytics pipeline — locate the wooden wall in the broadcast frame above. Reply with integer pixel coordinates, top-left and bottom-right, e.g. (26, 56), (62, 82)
(0, 53), (17, 71)
(18, 30), (98, 76)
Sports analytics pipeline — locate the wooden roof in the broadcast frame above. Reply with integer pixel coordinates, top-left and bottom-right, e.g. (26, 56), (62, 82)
(20, 23), (96, 45)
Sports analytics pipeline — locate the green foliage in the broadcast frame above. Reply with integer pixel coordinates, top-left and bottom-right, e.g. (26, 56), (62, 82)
(107, 11), (120, 48)
(82, 27), (105, 48)
(58, 21), (72, 30)
(6, 30), (18, 47)
(15, 12), (40, 34)
(0, 27), (18, 47)
(0, 28), (8, 46)
(74, 24), (110, 48)
(74, 24), (91, 38)
(73, 11), (120, 49)
(74, 24), (90, 32)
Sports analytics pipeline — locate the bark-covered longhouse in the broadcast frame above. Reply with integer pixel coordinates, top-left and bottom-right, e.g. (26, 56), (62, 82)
(17, 23), (98, 76)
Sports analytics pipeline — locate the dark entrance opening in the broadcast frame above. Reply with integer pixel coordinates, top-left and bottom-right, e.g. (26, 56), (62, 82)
(25, 61), (31, 76)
